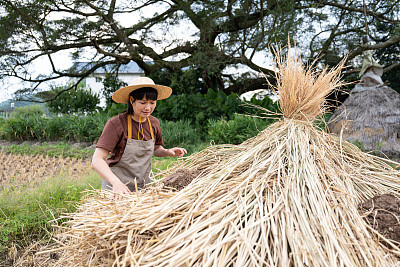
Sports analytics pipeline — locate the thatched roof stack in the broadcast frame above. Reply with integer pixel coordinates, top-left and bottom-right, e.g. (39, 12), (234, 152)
(328, 52), (400, 160)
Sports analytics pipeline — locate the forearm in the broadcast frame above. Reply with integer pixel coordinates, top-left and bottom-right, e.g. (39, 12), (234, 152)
(153, 146), (187, 157)
(153, 146), (174, 157)
(92, 157), (123, 187)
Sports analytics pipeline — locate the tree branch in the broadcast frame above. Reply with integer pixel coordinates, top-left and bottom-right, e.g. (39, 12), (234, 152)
(347, 35), (400, 62)
(384, 62), (400, 72)
(316, 0), (400, 23)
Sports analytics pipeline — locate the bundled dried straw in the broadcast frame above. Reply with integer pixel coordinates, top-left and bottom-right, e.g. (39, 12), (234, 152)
(38, 47), (400, 266)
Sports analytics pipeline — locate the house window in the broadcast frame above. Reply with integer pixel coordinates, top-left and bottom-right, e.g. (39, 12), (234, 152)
(96, 77), (103, 83)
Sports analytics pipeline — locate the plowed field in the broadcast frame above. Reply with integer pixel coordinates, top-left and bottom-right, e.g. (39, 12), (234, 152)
(0, 152), (92, 190)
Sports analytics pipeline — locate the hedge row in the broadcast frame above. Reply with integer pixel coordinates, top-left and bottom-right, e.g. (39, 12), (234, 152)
(0, 113), (275, 150)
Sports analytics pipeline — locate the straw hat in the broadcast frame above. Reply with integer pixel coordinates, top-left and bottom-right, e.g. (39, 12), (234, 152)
(112, 77), (172, 104)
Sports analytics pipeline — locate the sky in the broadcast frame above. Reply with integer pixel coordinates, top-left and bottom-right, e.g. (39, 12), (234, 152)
(1, 78), (19, 103)
(0, 51), (73, 103)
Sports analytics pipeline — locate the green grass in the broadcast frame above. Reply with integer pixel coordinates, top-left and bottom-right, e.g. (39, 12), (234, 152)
(0, 169), (101, 252)
(0, 141), (209, 159)
(0, 142), (94, 159)
(152, 157), (177, 173)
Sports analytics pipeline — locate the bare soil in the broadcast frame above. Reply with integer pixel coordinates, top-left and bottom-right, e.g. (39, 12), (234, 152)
(359, 194), (400, 247)
(162, 169), (201, 191)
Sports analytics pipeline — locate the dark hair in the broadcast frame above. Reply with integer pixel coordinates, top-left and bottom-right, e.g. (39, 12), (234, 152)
(127, 87), (158, 114)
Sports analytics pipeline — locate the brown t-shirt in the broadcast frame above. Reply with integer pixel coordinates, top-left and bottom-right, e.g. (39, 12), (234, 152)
(96, 112), (163, 167)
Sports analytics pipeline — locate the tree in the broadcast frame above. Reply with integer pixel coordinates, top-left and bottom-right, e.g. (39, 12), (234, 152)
(101, 74), (127, 109)
(0, 0), (399, 99)
(44, 83), (100, 114)
(150, 67), (204, 95)
(373, 21), (400, 91)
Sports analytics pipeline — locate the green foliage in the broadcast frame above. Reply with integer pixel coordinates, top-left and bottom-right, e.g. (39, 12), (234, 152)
(160, 119), (206, 154)
(45, 83), (100, 114)
(313, 112), (334, 131)
(153, 89), (279, 126)
(151, 157), (180, 174)
(10, 105), (45, 119)
(207, 114), (274, 145)
(60, 114), (108, 142)
(150, 68), (204, 95)
(106, 102), (127, 117)
(0, 113), (108, 142)
(101, 75), (128, 110)
(0, 117), (4, 133)
(0, 89), (278, 145)
(0, 171), (101, 251)
(0, 115), (49, 140)
(245, 94), (280, 116)
(352, 139), (365, 151)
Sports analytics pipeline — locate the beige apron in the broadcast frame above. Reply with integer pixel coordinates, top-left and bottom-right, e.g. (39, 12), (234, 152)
(102, 114), (155, 191)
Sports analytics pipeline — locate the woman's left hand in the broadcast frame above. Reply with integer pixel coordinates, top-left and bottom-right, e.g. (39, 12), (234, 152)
(168, 147), (187, 157)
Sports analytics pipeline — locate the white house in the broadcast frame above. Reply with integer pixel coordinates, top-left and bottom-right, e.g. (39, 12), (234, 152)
(74, 62), (145, 107)
(240, 89), (280, 103)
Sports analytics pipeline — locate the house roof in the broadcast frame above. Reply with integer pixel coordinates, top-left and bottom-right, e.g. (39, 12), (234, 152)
(71, 61), (145, 75)
(95, 61), (145, 74)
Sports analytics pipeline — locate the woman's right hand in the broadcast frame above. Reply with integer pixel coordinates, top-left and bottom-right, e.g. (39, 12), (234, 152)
(111, 182), (131, 200)
(92, 147), (132, 199)
(112, 182), (131, 195)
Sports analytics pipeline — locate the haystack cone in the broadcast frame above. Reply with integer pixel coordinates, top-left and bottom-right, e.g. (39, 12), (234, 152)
(328, 67), (400, 161)
(34, 47), (400, 267)
(328, 41), (400, 161)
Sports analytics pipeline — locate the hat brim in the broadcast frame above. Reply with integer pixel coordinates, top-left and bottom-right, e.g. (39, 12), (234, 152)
(112, 84), (172, 104)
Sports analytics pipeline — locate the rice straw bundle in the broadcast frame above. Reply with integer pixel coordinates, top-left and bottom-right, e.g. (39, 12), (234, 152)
(42, 48), (400, 266)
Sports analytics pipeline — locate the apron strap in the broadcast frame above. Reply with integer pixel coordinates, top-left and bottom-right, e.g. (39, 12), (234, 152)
(128, 114), (132, 139)
(127, 114), (154, 140)
(147, 116), (154, 140)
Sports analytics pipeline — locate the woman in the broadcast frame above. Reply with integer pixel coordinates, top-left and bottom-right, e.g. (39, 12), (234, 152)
(92, 77), (187, 194)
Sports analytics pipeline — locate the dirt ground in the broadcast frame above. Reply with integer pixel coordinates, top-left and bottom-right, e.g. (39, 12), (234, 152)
(162, 169), (202, 191)
(359, 194), (400, 247)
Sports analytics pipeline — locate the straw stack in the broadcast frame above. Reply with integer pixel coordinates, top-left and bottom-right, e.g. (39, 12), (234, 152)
(42, 47), (400, 266)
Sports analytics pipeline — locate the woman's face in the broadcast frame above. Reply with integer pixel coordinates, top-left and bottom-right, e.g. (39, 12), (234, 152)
(132, 96), (157, 119)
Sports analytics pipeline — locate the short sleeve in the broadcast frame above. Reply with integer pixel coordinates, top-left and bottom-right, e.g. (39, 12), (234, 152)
(96, 119), (121, 152)
(150, 116), (163, 146)
(155, 127), (163, 146)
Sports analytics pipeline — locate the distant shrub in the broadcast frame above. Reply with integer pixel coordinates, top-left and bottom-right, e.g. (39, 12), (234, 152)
(153, 89), (279, 127)
(106, 102), (127, 117)
(207, 114), (274, 145)
(0, 117), (5, 139)
(10, 105), (45, 119)
(0, 113), (107, 141)
(45, 84), (100, 115)
(160, 119), (205, 153)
